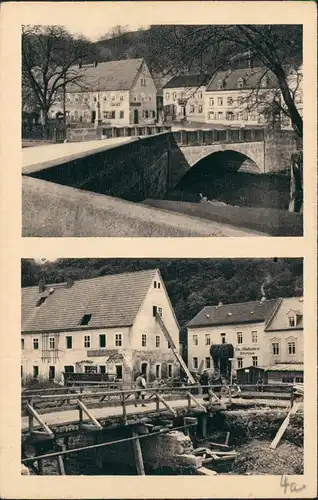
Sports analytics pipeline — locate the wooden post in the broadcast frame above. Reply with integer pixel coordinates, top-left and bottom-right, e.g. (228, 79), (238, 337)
(201, 415), (207, 438)
(121, 391), (127, 421)
(28, 398), (33, 433)
(132, 430), (145, 475)
(56, 444), (66, 475)
(225, 432), (230, 446)
(156, 391), (160, 412)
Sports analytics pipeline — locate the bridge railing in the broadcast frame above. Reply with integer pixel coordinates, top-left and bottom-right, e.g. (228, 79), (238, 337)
(173, 127), (265, 146)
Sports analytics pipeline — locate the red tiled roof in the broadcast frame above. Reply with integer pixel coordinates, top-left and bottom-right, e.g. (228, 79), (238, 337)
(187, 299), (279, 328)
(206, 67), (278, 92)
(22, 269), (157, 332)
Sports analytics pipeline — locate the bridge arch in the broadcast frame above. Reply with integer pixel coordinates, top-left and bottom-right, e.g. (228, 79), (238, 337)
(190, 149), (262, 174)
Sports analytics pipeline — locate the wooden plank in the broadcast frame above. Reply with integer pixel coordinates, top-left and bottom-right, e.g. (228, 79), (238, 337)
(157, 394), (177, 415)
(155, 313), (195, 384)
(207, 442), (230, 450)
(76, 400), (102, 429)
(196, 466), (217, 476)
(26, 403), (54, 436)
(225, 432), (230, 446)
(187, 392), (207, 412)
(270, 403), (299, 450)
(132, 430), (145, 475)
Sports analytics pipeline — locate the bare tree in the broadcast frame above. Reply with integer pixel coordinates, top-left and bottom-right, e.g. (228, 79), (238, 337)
(22, 25), (98, 136)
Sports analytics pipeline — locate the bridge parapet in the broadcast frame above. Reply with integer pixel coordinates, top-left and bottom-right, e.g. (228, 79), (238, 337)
(173, 128), (265, 147)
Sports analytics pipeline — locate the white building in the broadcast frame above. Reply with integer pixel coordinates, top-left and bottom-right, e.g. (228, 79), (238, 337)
(163, 74), (210, 123)
(21, 269), (180, 384)
(204, 67), (279, 127)
(50, 58), (157, 126)
(187, 297), (303, 381)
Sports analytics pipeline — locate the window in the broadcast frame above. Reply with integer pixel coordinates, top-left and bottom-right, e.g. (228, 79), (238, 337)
(227, 112), (234, 121)
(252, 356), (258, 367)
(141, 334), (147, 347)
(144, 110), (149, 119)
(49, 366), (55, 380)
(205, 357), (211, 369)
(155, 335), (161, 348)
(168, 364), (173, 377)
(165, 92), (170, 100)
(208, 111), (215, 120)
(99, 334), (106, 348)
(141, 78), (146, 86)
(99, 365), (106, 374)
(295, 376), (303, 383)
(220, 333), (226, 344)
(66, 336), (72, 349)
(119, 111), (124, 119)
(217, 79), (224, 90)
(282, 376), (294, 383)
(112, 96), (116, 102)
(289, 316), (296, 327)
(103, 95), (107, 101)
(49, 337), (55, 349)
(288, 342), (296, 355)
(209, 98), (214, 106)
(84, 335), (91, 348)
(227, 97), (233, 105)
(104, 111), (115, 119)
(237, 78), (244, 88)
(120, 94), (124, 101)
(272, 342), (280, 355)
(158, 282), (161, 289)
(148, 96), (152, 101)
(189, 105), (195, 113)
(155, 364), (161, 378)
(115, 365), (123, 379)
(218, 112), (223, 120)
(217, 97), (223, 106)
(33, 366), (39, 378)
(205, 334), (211, 346)
(79, 314), (92, 326)
(237, 332), (243, 344)
(173, 92), (177, 99)
(85, 365), (97, 374)
(21, 366), (23, 378)
(193, 334), (199, 346)
(21, 339), (24, 350)
(237, 97), (242, 106)
(198, 91), (203, 99)
(167, 341), (171, 349)
(153, 306), (163, 317)
(64, 365), (74, 373)
(252, 331), (258, 343)
(115, 333), (122, 347)
(237, 357), (243, 369)
(193, 357), (198, 369)
(198, 105), (203, 113)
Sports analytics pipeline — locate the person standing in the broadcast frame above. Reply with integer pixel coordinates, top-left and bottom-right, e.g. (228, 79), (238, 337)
(135, 372), (147, 407)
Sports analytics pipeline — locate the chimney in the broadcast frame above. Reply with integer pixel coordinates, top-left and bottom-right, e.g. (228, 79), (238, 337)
(38, 279), (45, 293)
(66, 277), (74, 289)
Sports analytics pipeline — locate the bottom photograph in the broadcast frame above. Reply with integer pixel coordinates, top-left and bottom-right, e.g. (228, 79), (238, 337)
(21, 258), (304, 476)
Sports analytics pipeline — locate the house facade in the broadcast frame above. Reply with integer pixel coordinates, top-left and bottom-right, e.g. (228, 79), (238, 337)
(187, 299), (279, 374)
(187, 297), (304, 381)
(204, 67), (279, 127)
(163, 74), (210, 123)
(264, 297), (303, 383)
(50, 58), (157, 126)
(21, 269), (180, 384)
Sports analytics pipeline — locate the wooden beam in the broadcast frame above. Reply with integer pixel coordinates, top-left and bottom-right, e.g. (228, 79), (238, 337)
(196, 466), (217, 476)
(187, 392), (207, 412)
(270, 403), (299, 449)
(76, 400), (102, 429)
(26, 403), (54, 436)
(208, 388), (226, 410)
(225, 432), (230, 446)
(156, 394), (177, 415)
(132, 430), (145, 475)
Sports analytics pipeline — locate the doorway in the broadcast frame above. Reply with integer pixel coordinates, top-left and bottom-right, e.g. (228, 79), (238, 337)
(140, 362), (148, 381)
(91, 110), (96, 123)
(49, 365), (55, 380)
(133, 109), (139, 124)
(115, 365), (123, 380)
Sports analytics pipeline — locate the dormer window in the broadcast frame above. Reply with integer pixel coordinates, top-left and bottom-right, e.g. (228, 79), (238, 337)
(289, 316), (296, 327)
(217, 79), (224, 90)
(79, 314), (92, 326)
(237, 78), (244, 89)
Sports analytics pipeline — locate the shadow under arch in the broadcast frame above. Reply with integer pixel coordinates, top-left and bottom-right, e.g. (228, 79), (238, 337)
(188, 149), (262, 176)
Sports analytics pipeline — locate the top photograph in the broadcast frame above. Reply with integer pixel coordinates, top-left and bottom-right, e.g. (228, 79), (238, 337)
(22, 24), (303, 237)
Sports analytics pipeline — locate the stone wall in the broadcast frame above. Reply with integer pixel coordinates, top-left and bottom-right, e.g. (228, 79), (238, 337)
(264, 130), (302, 173)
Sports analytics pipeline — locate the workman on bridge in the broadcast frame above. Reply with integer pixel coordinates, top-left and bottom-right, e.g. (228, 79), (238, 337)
(135, 373), (147, 407)
(199, 369), (211, 402)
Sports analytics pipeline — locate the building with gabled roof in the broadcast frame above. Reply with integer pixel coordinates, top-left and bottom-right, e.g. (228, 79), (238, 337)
(21, 269), (180, 383)
(163, 73), (210, 123)
(50, 58), (157, 126)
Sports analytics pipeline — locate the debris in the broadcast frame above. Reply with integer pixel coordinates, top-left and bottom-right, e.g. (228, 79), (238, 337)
(197, 466), (218, 475)
(270, 403), (300, 449)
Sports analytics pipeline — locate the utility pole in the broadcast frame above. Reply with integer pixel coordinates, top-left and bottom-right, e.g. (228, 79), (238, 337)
(63, 72), (66, 127)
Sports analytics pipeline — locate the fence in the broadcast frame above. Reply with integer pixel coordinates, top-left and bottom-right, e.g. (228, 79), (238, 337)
(22, 122), (66, 143)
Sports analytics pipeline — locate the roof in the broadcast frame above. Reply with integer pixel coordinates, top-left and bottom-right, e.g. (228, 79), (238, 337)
(22, 269), (157, 332)
(187, 299), (279, 328)
(265, 297), (303, 331)
(206, 67), (278, 92)
(163, 74), (211, 89)
(65, 58), (144, 92)
(265, 363), (304, 372)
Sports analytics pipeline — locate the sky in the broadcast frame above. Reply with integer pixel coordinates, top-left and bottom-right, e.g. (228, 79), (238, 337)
(64, 23), (149, 41)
